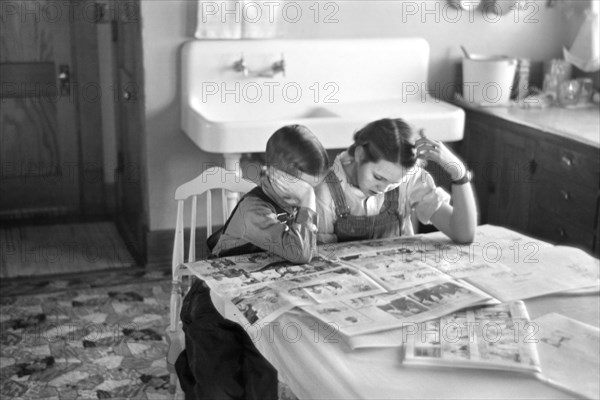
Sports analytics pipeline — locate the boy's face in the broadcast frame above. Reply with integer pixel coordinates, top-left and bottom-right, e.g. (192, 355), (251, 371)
(268, 167), (325, 207)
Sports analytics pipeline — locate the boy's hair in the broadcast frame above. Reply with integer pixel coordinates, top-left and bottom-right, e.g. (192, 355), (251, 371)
(265, 124), (329, 177)
(348, 118), (417, 168)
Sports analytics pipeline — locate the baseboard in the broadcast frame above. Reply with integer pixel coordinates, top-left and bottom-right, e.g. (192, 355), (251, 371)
(145, 227), (211, 268)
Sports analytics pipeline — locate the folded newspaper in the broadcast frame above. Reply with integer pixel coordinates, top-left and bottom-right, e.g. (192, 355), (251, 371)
(533, 313), (600, 399)
(401, 301), (541, 374)
(185, 225), (599, 342)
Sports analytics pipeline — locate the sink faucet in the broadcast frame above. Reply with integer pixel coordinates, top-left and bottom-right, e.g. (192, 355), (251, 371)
(257, 54), (286, 78)
(271, 54), (285, 77)
(232, 54), (249, 77)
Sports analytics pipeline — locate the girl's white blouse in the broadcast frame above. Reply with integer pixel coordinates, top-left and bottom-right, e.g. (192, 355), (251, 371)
(316, 152), (450, 243)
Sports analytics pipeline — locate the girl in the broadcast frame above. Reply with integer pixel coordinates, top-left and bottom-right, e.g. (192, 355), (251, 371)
(315, 118), (477, 244)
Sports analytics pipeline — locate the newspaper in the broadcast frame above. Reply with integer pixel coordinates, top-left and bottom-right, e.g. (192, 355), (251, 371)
(318, 234), (429, 260)
(402, 301), (541, 374)
(187, 254), (345, 297)
(332, 228), (599, 303)
(302, 278), (497, 337)
(533, 313), (600, 399)
(465, 246), (600, 302)
(188, 225), (599, 339)
(188, 254), (386, 326)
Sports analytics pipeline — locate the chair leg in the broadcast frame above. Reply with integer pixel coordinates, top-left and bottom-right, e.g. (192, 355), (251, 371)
(166, 276), (184, 397)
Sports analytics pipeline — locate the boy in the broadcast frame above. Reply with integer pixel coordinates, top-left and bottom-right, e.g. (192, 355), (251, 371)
(176, 125), (329, 400)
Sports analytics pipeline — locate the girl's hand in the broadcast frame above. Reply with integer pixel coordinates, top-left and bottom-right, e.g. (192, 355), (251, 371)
(415, 131), (467, 181)
(269, 168), (316, 210)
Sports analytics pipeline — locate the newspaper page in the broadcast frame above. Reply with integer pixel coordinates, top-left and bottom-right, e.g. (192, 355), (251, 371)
(403, 301), (541, 374)
(339, 251), (449, 291)
(302, 278), (496, 337)
(230, 265), (387, 327)
(318, 235), (428, 259)
(230, 284), (296, 325)
(533, 313), (600, 399)
(403, 225), (599, 300)
(423, 224), (553, 253)
(464, 246), (600, 302)
(187, 254), (345, 297)
(190, 255), (388, 327)
(339, 243), (513, 292)
(274, 266), (387, 305)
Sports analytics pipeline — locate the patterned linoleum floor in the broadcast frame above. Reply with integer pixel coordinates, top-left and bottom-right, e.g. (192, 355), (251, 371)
(0, 268), (298, 400)
(0, 268), (175, 400)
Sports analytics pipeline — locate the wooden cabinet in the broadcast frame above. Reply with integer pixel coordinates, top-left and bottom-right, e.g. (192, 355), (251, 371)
(462, 110), (599, 255)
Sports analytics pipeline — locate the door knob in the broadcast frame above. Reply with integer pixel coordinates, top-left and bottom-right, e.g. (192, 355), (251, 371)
(58, 65), (70, 96)
(123, 89), (137, 102)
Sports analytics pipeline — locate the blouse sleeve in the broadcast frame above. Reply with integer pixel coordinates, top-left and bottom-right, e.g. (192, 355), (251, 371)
(408, 169), (451, 225)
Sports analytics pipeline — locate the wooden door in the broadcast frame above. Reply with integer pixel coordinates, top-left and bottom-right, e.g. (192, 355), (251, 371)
(1, 0), (105, 220)
(113, 0), (147, 263)
(1, 0), (80, 219)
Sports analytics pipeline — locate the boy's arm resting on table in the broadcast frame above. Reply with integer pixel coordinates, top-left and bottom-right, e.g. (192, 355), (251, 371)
(228, 196), (319, 264)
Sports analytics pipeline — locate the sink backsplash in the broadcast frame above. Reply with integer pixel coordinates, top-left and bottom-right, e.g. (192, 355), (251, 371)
(182, 38), (431, 114)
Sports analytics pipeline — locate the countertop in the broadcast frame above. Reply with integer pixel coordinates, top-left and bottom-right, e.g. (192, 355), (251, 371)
(457, 100), (600, 148)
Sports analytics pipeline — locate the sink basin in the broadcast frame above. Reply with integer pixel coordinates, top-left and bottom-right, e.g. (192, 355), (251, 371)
(181, 38), (465, 155)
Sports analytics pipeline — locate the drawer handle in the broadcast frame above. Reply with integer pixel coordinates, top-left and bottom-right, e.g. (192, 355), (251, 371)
(556, 227), (567, 238)
(561, 155), (573, 167)
(528, 159), (537, 175)
(560, 190), (570, 201)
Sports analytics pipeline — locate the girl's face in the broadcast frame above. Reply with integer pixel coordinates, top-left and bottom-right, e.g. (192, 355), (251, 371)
(354, 146), (407, 196)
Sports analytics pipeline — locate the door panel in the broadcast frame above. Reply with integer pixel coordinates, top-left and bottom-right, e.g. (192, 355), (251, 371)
(489, 129), (534, 232)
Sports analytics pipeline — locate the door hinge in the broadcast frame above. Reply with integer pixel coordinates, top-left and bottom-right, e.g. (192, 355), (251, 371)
(93, 1), (111, 23)
(117, 151), (124, 173)
(111, 20), (119, 42)
(528, 159), (537, 175)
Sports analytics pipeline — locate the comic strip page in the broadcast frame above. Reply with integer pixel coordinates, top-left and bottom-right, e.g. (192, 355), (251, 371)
(403, 302), (541, 374)
(187, 255), (345, 297)
(302, 278), (496, 338)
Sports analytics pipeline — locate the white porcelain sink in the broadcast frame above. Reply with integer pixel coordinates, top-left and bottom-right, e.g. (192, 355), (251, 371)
(181, 38), (465, 156)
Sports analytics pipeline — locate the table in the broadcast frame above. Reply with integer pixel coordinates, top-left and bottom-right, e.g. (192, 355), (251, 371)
(196, 225), (600, 399)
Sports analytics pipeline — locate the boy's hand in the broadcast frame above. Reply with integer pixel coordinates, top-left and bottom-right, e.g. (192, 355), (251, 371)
(415, 131), (467, 181)
(269, 168), (317, 211)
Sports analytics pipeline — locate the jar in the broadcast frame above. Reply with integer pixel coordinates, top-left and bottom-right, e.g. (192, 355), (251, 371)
(543, 59), (572, 102)
(577, 78), (594, 104)
(557, 79), (581, 107)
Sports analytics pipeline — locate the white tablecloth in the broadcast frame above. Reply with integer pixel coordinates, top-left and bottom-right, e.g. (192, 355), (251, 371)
(254, 293), (599, 399)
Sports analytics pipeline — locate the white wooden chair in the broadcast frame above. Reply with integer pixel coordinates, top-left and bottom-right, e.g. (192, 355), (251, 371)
(166, 166), (256, 398)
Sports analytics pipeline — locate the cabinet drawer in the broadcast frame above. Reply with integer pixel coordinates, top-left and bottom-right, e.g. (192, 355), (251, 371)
(530, 208), (595, 250)
(532, 173), (598, 230)
(535, 139), (600, 188)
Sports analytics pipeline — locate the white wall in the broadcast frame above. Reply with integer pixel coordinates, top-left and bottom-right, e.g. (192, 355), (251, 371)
(140, 0), (589, 231)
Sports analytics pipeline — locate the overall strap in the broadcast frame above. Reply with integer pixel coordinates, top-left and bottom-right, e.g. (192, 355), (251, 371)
(325, 170), (351, 218)
(222, 186), (286, 234)
(382, 185), (400, 212)
(207, 186), (288, 253)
